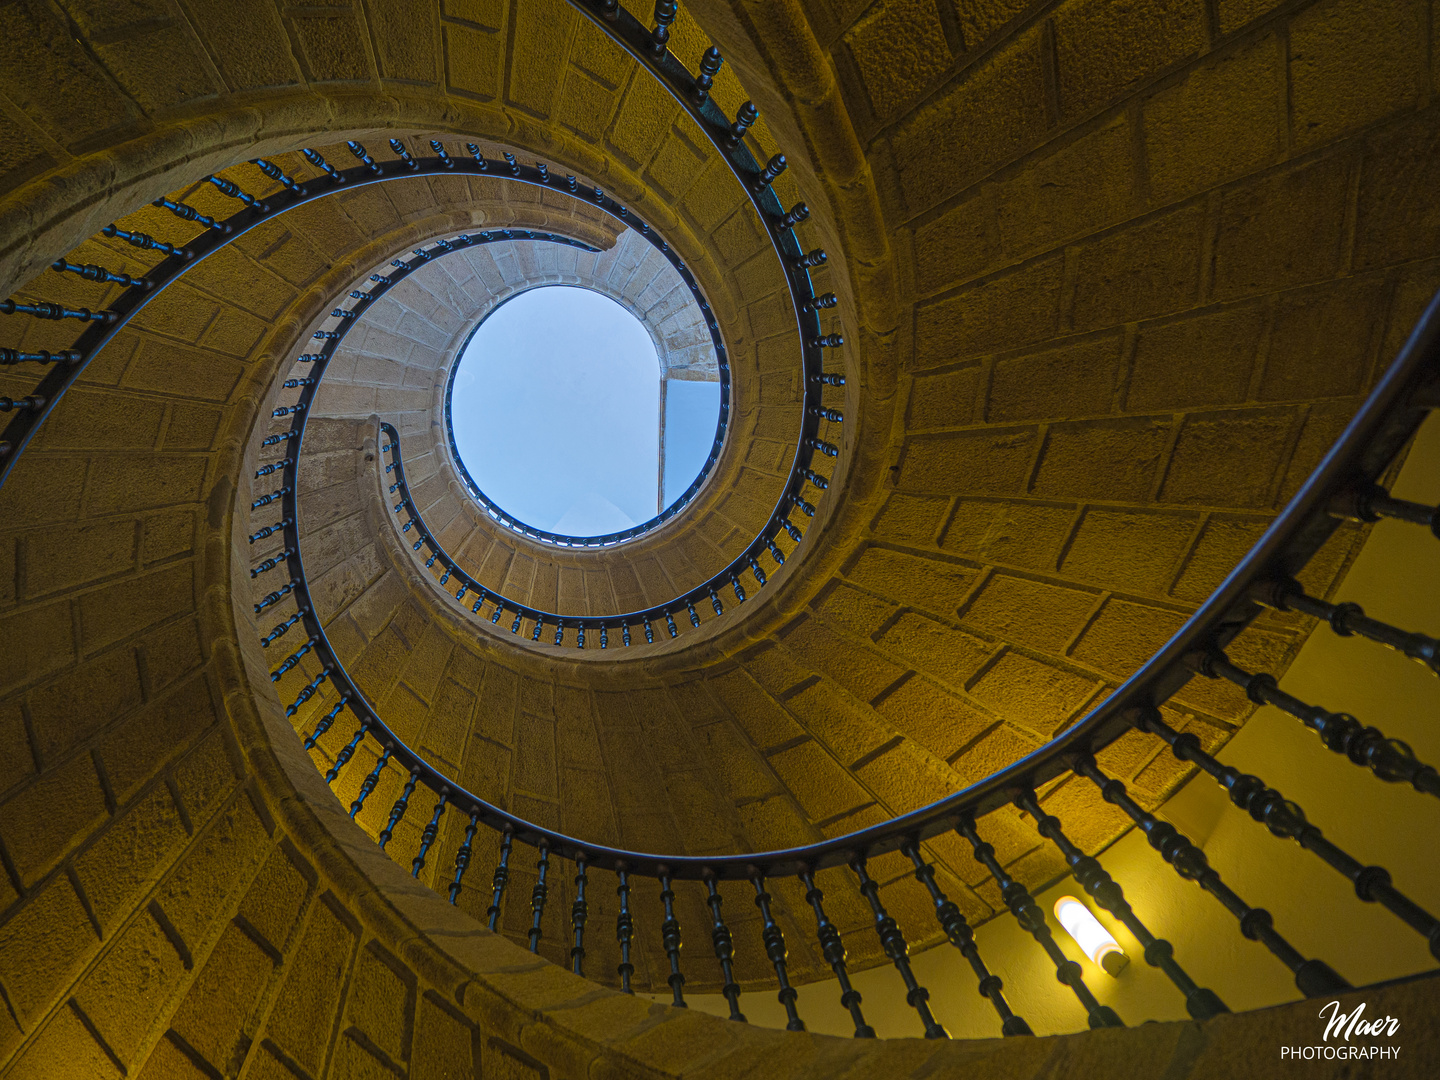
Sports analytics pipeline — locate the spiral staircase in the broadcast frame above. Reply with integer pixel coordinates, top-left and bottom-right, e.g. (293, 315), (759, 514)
(1, 1), (1439, 1077)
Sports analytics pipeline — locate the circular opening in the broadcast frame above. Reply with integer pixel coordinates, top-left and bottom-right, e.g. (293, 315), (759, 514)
(446, 285), (723, 542)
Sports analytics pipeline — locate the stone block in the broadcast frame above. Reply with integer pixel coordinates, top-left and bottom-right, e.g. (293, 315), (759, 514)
(411, 994), (475, 1080)
(264, 896), (357, 1075)
(31, 387), (164, 451)
(890, 27), (1049, 213)
(784, 680), (896, 765)
(1143, 34), (1283, 205)
(1171, 625), (1294, 718)
(996, 119), (1138, 258)
(74, 910), (187, 1067)
(156, 794), (269, 950)
(164, 405), (223, 451)
(1261, 276), (1386, 401)
(959, 573), (1098, 651)
(853, 739), (957, 815)
(0, 699), (32, 798)
(0, 874), (98, 1024)
(1071, 205), (1205, 331)
(1212, 153), (1352, 301)
(173, 728), (239, 830)
(906, 365), (980, 429)
(75, 785), (187, 936)
(1216, 0), (1286, 32)
(914, 256), (1063, 365)
(1053, 0), (1205, 119)
(1031, 416), (1172, 501)
(1170, 514), (1268, 603)
(913, 188), (1002, 294)
(0, 750), (109, 886)
(27, 648), (144, 766)
(99, 676), (214, 805)
(845, 546), (978, 617)
(0, 600), (75, 697)
(79, 562), (195, 653)
(870, 493), (951, 546)
(968, 651), (1101, 737)
(781, 617), (907, 703)
(134, 1036), (213, 1079)
(1276, 397), (1362, 505)
(238, 845), (310, 955)
(7, 1003), (121, 1080)
(1355, 108), (1440, 271)
(693, 722), (780, 804)
(1061, 507), (1199, 596)
(1127, 303), (1264, 412)
(898, 427), (1039, 494)
(987, 334), (1124, 422)
(511, 714), (558, 799)
(1290, 0), (1425, 149)
(844, 0), (953, 119)
(288, 10), (373, 82)
(878, 611), (997, 689)
(169, 922), (274, 1076)
(939, 498), (1074, 570)
(85, 455), (209, 516)
(1070, 598), (1190, 678)
(0, 1), (135, 143)
(346, 943), (414, 1066)
(0, 454), (86, 526)
(874, 676), (994, 761)
(813, 581), (899, 640)
(1159, 406), (1297, 507)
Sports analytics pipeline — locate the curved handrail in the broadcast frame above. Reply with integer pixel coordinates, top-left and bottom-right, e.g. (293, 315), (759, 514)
(279, 293), (1440, 880)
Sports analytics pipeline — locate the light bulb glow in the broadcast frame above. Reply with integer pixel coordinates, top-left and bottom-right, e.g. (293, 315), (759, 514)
(1054, 895), (1128, 976)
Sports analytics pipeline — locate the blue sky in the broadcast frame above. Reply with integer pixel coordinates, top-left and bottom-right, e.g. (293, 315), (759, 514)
(450, 285), (717, 537)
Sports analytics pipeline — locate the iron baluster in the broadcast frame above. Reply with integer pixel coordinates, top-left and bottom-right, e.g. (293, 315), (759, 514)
(766, 539), (785, 564)
(728, 101), (758, 147)
(503, 152), (520, 176)
(1071, 753), (1351, 999)
(450, 813), (480, 903)
(388, 139), (417, 170)
(252, 158), (305, 194)
(347, 141), (381, 173)
(658, 868), (687, 1007)
(1256, 579), (1440, 677)
(665, 611), (678, 638)
(750, 871), (805, 1031)
(702, 874), (745, 1022)
(260, 607), (305, 648)
(781, 517), (803, 542)
(301, 148), (344, 183)
(806, 437), (839, 458)
(957, 815), (1123, 1029)
(686, 601), (700, 628)
(850, 858), (948, 1038)
(151, 196), (229, 232)
(748, 557), (766, 586)
(694, 47), (722, 105)
(1136, 706), (1440, 960)
(796, 249), (827, 270)
(776, 202), (809, 230)
(1015, 788), (1228, 1021)
(250, 547), (294, 578)
(324, 723), (366, 784)
(429, 140), (454, 168)
(803, 292), (839, 312)
(101, 225), (189, 259)
(285, 667), (330, 716)
(811, 370), (846, 386)
(269, 636), (317, 681)
(1, 349), (81, 365)
(50, 260), (146, 288)
(378, 771), (419, 849)
(797, 869), (873, 1038)
(1198, 649), (1439, 797)
(487, 828), (513, 931)
(205, 175), (269, 212)
(0, 396), (44, 412)
(755, 153), (786, 190)
(571, 856), (589, 976)
(466, 143), (487, 170)
(1, 299), (115, 323)
(616, 867), (635, 993)
(529, 844), (550, 952)
(412, 792), (449, 878)
(731, 575), (746, 602)
(902, 843), (1032, 1036)
(1337, 481), (1440, 539)
(651, 0), (675, 55)
(302, 699), (347, 751)
(349, 748), (390, 817)
(254, 582), (294, 613)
